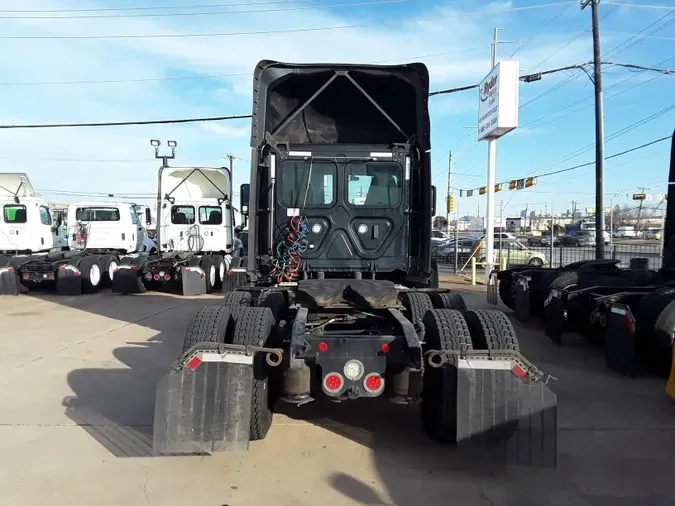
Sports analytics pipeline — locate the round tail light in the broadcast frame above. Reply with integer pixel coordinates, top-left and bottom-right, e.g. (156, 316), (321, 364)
(322, 373), (344, 395)
(363, 373), (385, 395)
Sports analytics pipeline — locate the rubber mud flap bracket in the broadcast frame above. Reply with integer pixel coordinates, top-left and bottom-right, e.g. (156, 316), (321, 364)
(0, 266), (21, 296)
(153, 359), (254, 454)
(182, 266), (207, 296)
(544, 292), (565, 344)
(111, 266), (146, 294)
(56, 266), (83, 296)
(604, 304), (639, 377)
(514, 277), (531, 323)
(454, 352), (558, 468)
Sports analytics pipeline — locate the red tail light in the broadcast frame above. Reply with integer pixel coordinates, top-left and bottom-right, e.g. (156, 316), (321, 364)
(317, 342), (328, 352)
(380, 343), (390, 353)
(363, 373), (384, 395)
(153, 274), (160, 281)
(164, 274), (171, 281)
(323, 373), (344, 394)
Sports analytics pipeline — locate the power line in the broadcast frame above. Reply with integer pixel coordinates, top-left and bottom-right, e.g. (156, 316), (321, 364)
(508, 2), (574, 59)
(458, 134), (671, 192)
(0, 47), (484, 87)
(0, 0), (409, 20)
(0, 0), (324, 13)
(0, 2), (579, 40)
(603, 2), (675, 10)
(0, 114), (252, 129)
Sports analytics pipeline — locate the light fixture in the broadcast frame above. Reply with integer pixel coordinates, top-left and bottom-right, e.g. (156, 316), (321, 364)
(150, 139), (160, 147)
(167, 140), (177, 148)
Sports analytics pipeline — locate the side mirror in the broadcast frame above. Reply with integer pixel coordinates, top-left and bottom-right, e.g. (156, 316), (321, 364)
(145, 208), (152, 226)
(240, 183), (250, 216)
(431, 185), (437, 216)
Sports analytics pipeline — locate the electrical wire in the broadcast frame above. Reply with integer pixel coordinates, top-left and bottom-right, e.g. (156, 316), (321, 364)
(0, 47), (484, 87)
(0, 0), (411, 20)
(271, 216), (309, 283)
(508, 2), (574, 59)
(603, 2), (675, 10)
(0, 2), (578, 40)
(0, 0), (326, 13)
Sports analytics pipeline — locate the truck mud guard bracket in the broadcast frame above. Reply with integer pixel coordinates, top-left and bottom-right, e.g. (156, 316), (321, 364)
(604, 304), (639, 377)
(544, 289), (566, 344)
(111, 265), (147, 294)
(56, 265), (83, 296)
(427, 349), (558, 468)
(182, 266), (207, 296)
(514, 275), (532, 323)
(153, 343), (283, 455)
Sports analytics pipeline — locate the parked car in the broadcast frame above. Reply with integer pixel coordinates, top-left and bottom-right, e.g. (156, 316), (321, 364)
(527, 232), (555, 247)
(475, 238), (547, 267)
(613, 226), (637, 238)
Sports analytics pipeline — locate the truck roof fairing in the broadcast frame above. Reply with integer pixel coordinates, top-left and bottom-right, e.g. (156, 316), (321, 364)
(250, 60), (431, 151)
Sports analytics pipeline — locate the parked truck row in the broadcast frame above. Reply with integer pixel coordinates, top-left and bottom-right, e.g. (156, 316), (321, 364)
(0, 145), (246, 296)
(491, 129), (675, 399)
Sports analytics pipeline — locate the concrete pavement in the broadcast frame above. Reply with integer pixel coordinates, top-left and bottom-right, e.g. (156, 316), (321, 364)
(0, 287), (674, 505)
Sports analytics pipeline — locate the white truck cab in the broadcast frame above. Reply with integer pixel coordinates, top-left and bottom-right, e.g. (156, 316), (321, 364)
(159, 167), (235, 254)
(0, 173), (67, 254)
(67, 202), (156, 254)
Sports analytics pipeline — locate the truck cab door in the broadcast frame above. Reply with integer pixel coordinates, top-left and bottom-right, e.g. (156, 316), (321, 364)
(131, 208), (144, 252)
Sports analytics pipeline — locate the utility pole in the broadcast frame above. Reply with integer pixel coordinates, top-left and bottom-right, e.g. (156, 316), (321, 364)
(225, 154), (235, 185)
(582, 0), (606, 259)
(446, 151), (453, 234)
(484, 27), (499, 283)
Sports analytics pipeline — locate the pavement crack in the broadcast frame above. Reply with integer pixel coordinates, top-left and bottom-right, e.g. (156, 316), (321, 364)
(143, 467), (151, 506)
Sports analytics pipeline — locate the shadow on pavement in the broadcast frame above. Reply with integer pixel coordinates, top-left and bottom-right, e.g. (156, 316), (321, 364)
(33, 287), (675, 505)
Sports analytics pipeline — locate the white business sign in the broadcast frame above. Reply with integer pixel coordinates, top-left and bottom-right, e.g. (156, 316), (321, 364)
(477, 61), (520, 141)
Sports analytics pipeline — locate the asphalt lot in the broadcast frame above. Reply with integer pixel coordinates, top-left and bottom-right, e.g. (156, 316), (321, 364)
(1, 283), (674, 506)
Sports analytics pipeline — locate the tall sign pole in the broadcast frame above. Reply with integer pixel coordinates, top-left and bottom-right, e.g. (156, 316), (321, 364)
(484, 28), (498, 284)
(446, 151), (453, 233)
(478, 29), (518, 283)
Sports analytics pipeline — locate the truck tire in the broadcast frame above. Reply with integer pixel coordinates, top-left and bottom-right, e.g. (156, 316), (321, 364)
(75, 256), (102, 293)
(548, 271), (579, 292)
(464, 310), (520, 352)
(400, 292), (433, 326)
(182, 305), (233, 353)
(649, 299), (675, 375)
(99, 254), (118, 286)
(0, 255), (9, 267)
(429, 292), (467, 312)
(231, 307), (276, 441)
(212, 254), (226, 290)
(222, 290), (252, 320)
(420, 309), (473, 443)
(256, 290), (286, 322)
(196, 256), (216, 294)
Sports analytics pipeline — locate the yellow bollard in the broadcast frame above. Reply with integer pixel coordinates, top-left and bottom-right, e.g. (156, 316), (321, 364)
(471, 257), (476, 286)
(666, 345), (675, 399)
(501, 257), (507, 271)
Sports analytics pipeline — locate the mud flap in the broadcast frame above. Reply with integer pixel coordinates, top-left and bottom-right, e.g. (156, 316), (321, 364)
(455, 355), (558, 468)
(153, 354), (254, 454)
(111, 266), (146, 294)
(604, 304), (639, 377)
(56, 266), (83, 295)
(487, 269), (499, 305)
(544, 291), (565, 344)
(0, 266), (21, 295)
(514, 276), (531, 323)
(182, 266), (207, 296)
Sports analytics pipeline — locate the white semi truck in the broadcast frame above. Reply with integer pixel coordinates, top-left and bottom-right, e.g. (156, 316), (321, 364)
(112, 140), (237, 296)
(0, 187), (157, 295)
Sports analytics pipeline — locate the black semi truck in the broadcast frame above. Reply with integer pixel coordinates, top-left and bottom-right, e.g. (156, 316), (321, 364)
(151, 61), (558, 465)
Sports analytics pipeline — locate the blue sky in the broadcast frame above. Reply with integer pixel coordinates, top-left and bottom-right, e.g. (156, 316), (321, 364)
(0, 0), (672, 219)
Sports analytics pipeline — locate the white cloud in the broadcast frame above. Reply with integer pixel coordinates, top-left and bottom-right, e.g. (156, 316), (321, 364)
(0, 0), (591, 201)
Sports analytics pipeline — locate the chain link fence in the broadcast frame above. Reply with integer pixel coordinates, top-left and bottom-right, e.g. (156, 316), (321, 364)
(432, 231), (662, 274)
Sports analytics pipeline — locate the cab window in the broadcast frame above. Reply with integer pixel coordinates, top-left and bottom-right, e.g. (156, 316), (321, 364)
(279, 160), (336, 207)
(199, 206), (223, 225)
(75, 207), (120, 221)
(39, 206), (52, 225)
(3, 205), (27, 223)
(171, 206), (195, 225)
(346, 161), (402, 207)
